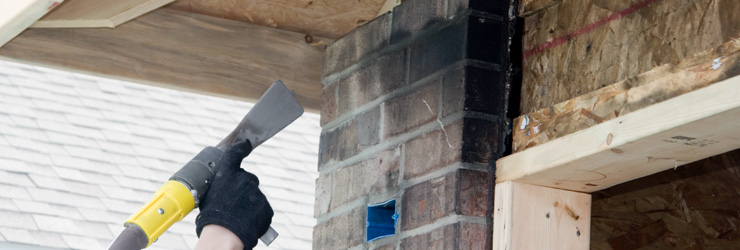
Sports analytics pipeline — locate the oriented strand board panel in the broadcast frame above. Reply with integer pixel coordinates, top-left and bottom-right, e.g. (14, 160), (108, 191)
(0, 0), (62, 47)
(521, 0), (740, 114)
(591, 149), (740, 249)
(493, 181), (591, 250)
(513, 39), (740, 152)
(33, 0), (173, 28)
(497, 75), (740, 192)
(1, 8), (324, 111)
(167, 0), (386, 39)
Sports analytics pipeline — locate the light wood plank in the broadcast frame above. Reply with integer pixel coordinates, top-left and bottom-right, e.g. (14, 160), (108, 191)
(497, 75), (740, 192)
(0, 0), (62, 47)
(493, 181), (591, 250)
(1, 8), (324, 111)
(32, 0), (173, 28)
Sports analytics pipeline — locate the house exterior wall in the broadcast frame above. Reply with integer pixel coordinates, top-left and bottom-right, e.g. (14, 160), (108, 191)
(314, 0), (515, 248)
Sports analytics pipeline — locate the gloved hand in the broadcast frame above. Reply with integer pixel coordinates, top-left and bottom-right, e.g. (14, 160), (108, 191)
(195, 140), (274, 249)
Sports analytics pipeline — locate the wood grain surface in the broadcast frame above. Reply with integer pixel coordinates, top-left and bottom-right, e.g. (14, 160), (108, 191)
(1, 8), (325, 111)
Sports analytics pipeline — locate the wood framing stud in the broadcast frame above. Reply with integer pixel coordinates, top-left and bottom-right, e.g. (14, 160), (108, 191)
(493, 181), (591, 250)
(497, 75), (740, 192)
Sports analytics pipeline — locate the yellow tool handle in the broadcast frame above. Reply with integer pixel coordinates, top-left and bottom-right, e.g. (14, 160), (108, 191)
(125, 180), (195, 247)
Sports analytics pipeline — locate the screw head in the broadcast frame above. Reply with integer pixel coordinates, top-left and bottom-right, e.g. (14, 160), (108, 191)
(205, 179), (209, 184)
(208, 162), (215, 168)
(158, 208), (164, 214)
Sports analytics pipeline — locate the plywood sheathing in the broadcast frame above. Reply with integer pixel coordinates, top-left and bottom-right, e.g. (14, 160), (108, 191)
(520, 0), (740, 114)
(168, 0), (386, 39)
(513, 39), (740, 152)
(591, 149), (740, 249)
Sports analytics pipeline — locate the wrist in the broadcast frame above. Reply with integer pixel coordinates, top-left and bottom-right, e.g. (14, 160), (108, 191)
(195, 224), (244, 250)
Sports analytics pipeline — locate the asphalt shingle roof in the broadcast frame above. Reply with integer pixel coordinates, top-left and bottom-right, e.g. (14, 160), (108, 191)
(0, 60), (320, 250)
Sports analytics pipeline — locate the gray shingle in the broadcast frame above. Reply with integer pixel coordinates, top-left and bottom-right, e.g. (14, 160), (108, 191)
(32, 214), (77, 234)
(27, 174), (71, 191)
(62, 180), (106, 198)
(12, 200), (84, 220)
(0, 228), (40, 246)
(111, 175), (158, 192)
(0, 198), (18, 211)
(77, 208), (128, 224)
(0, 183), (31, 200)
(0, 211), (37, 230)
(26, 187), (104, 209)
(98, 198), (143, 214)
(0, 170), (34, 187)
(52, 166), (88, 182)
(62, 234), (104, 250)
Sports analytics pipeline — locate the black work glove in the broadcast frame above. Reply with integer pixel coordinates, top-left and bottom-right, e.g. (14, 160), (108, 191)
(195, 140), (274, 249)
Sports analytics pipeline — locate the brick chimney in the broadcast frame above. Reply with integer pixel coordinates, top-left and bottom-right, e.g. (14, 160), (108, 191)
(314, 0), (516, 249)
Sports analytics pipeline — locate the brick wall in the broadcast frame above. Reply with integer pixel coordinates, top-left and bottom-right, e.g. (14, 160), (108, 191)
(315, 0), (515, 249)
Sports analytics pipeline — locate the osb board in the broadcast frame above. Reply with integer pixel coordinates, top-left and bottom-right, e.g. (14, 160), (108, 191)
(591, 149), (740, 249)
(167, 0), (385, 39)
(513, 39), (740, 152)
(521, 0), (740, 114)
(518, 0), (560, 17)
(32, 0), (172, 28)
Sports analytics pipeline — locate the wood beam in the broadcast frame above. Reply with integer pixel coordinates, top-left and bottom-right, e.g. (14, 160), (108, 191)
(0, 8), (325, 111)
(497, 74), (740, 192)
(32, 0), (172, 28)
(493, 181), (591, 250)
(0, 0), (62, 48)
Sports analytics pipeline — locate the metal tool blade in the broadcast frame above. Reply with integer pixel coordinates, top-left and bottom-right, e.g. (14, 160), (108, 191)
(214, 80), (303, 246)
(216, 80), (304, 150)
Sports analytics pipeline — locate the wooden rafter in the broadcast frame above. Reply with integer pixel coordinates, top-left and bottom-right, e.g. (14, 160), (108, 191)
(0, 8), (325, 111)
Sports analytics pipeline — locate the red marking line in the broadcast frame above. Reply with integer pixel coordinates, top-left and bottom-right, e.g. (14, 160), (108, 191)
(523, 0), (661, 61)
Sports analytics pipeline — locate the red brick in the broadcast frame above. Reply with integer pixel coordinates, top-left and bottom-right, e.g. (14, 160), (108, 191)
(336, 49), (406, 115)
(404, 121), (462, 180)
(384, 83), (439, 138)
(323, 14), (391, 77)
(319, 107), (381, 165)
(313, 207), (365, 250)
(320, 84), (338, 126)
(402, 169), (490, 230)
(400, 222), (488, 250)
(461, 118), (501, 164)
(314, 173), (332, 217)
(402, 173), (455, 230)
(331, 148), (401, 210)
(457, 170), (489, 217)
